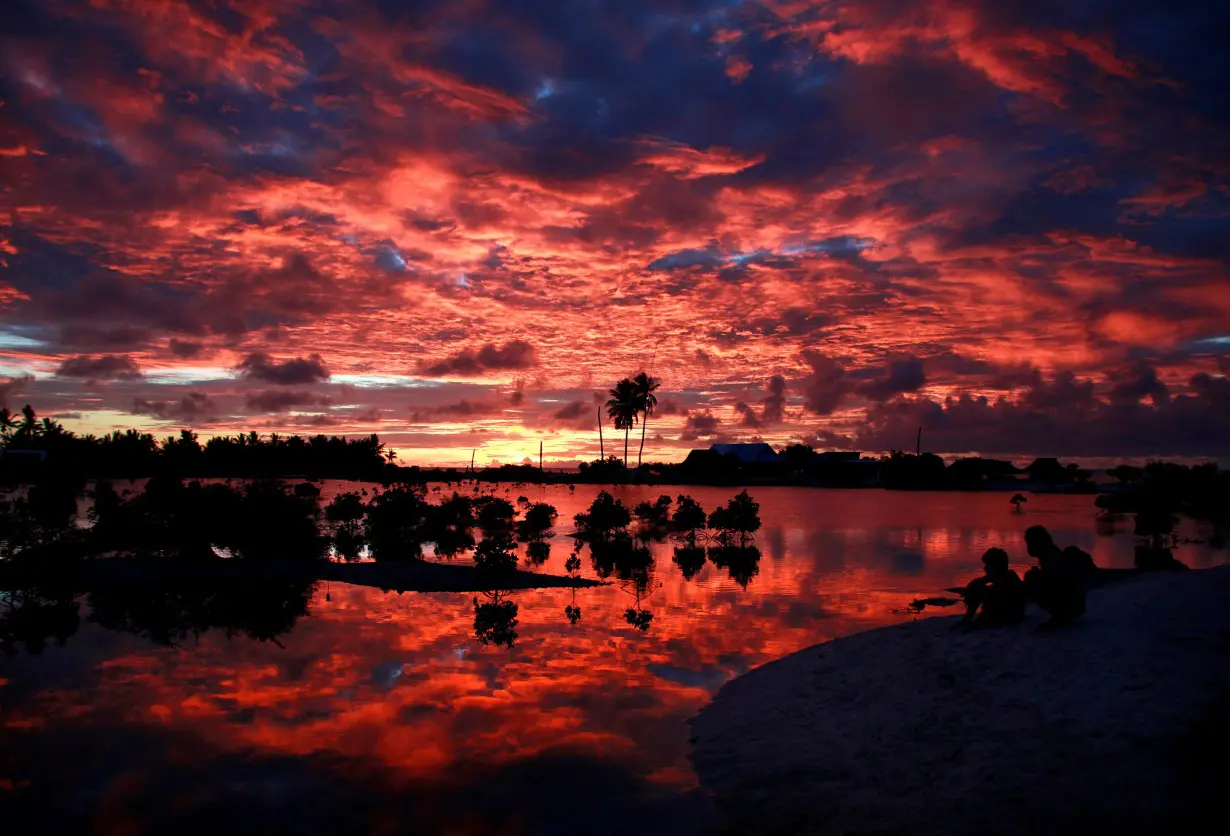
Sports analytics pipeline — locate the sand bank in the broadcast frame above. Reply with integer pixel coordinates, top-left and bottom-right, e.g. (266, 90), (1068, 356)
(690, 567), (1230, 836)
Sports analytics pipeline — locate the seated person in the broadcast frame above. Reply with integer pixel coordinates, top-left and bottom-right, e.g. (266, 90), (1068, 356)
(959, 548), (1026, 627)
(1024, 526), (1087, 626)
(1134, 545), (1188, 572)
(1062, 545), (1097, 574)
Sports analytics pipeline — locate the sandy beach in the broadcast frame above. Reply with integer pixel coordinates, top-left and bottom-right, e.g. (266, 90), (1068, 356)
(689, 567), (1230, 836)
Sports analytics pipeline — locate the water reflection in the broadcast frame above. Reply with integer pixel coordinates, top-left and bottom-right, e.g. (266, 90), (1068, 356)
(0, 587), (80, 655)
(87, 579), (315, 647)
(707, 544), (762, 590)
(672, 544), (707, 580)
(472, 590), (519, 648)
(3, 484), (1227, 834)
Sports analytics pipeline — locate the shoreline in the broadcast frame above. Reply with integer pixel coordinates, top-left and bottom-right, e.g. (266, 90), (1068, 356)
(51, 474), (1110, 494)
(688, 567), (1230, 836)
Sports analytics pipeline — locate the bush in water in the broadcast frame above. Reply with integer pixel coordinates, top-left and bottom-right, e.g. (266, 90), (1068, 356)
(671, 495), (707, 535)
(707, 490), (761, 543)
(517, 502), (558, 542)
(634, 495), (673, 528)
(573, 491), (631, 539)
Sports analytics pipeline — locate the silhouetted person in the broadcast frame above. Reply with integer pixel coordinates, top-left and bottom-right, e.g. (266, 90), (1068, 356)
(959, 548), (1026, 628)
(1062, 544), (1097, 574)
(1134, 544), (1188, 572)
(1024, 526), (1086, 627)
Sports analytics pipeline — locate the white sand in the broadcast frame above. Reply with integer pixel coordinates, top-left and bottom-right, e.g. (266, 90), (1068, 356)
(689, 567), (1230, 836)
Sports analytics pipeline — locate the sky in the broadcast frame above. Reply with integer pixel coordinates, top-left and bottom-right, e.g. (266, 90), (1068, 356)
(1, 0), (1228, 467)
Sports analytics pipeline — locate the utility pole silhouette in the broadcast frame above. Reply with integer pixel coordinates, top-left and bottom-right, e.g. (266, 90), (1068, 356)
(916, 426), (922, 456)
(598, 404), (604, 461)
(539, 440), (543, 472)
(470, 449), (476, 473)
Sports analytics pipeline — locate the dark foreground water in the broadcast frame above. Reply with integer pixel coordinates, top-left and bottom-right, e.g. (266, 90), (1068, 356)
(2, 485), (1225, 834)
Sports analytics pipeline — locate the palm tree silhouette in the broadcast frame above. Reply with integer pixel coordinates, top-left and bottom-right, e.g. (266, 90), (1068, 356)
(632, 372), (660, 469)
(0, 407), (16, 443)
(605, 378), (639, 469)
(19, 404), (38, 439)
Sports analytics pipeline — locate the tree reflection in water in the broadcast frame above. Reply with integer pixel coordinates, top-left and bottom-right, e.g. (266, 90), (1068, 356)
(707, 544), (763, 590)
(86, 579), (316, 646)
(525, 539), (551, 567)
(1, 578), (316, 653)
(0, 587), (80, 655)
(473, 590), (519, 648)
(587, 535), (658, 632)
(672, 544), (707, 580)
(563, 542), (584, 625)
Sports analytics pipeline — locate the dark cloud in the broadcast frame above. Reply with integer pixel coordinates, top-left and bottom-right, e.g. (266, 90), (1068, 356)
(1109, 361), (1170, 405)
(58, 324), (151, 351)
(132, 392), (215, 421)
(168, 338), (205, 359)
(647, 245), (724, 272)
(553, 400), (588, 420)
(853, 372), (1230, 458)
(435, 399), (504, 417)
(778, 309), (835, 338)
(0, 374), (35, 408)
(856, 356), (927, 402)
(244, 390), (332, 413)
(763, 375), (787, 424)
(656, 398), (685, 417)
(236, 353), (331, 385)
(420, 340), (538, 377)
(738, 375), (788, 428)
(1022, 370), (1096, 410)
(681, 411), (721, 441)
(55, 354), (142, 380)
(800, 351), (852, 415)
(734, 401), (760, 428)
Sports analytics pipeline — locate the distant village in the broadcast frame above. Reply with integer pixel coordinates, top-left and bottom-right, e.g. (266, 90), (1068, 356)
(412, 443), (1109, 494)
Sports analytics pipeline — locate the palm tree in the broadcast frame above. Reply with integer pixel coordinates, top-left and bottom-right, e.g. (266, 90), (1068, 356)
(605, 378), (639, 469)
(19, 404), (38, 439)
(0, 407), (16, 444)
(632, 371), (660, 469)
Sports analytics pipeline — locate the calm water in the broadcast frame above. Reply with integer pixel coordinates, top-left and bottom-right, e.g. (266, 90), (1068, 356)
(2, 485), (1225, 834)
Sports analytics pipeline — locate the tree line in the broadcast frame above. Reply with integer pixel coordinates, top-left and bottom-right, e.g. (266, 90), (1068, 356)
(1, 406), (393, 480)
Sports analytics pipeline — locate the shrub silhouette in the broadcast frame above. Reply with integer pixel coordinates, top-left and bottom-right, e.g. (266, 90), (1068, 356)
(707, 490), (761, 543)
(574, 491), (631, 539)
(473, 532), (519, 577)
(634, 495), (673, 528)
(517, 502), (558, 542)
(432, 526), (475, 559)
(325, 492), (366, 560)
(670, 495), (707, 535)
(214, 480), (325, 561)
(2, 474), (86, 565)
(476, 497), (516, 534)
(364, 485), (426, 560)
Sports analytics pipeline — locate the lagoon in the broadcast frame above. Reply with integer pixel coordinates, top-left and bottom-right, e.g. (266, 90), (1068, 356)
(2, 484), (1226, 833)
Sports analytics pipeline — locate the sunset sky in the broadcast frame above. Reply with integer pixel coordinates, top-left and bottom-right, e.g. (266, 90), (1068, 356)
(1, 0), (1228, 466)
